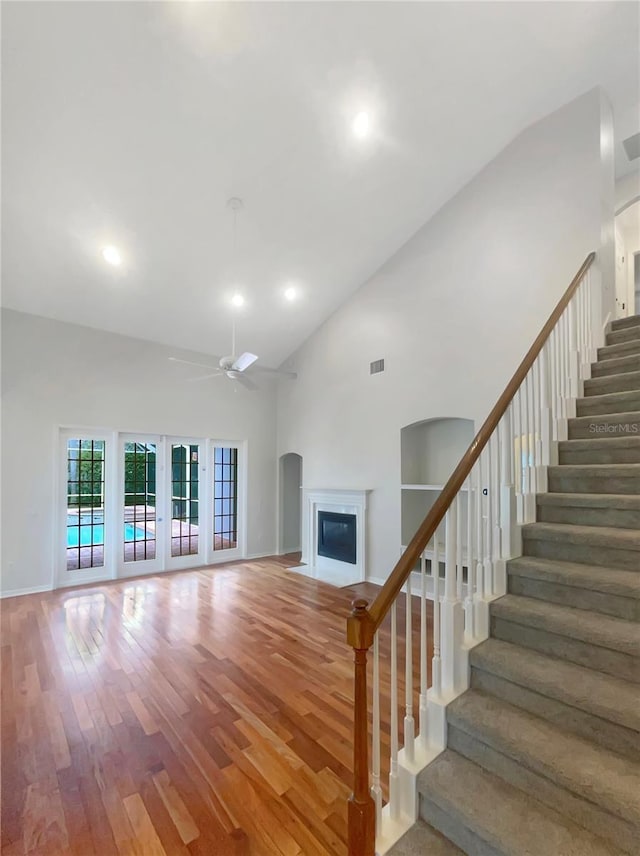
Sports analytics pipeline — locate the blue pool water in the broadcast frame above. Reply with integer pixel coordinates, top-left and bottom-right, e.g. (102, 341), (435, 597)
(67, 517), (148, 548)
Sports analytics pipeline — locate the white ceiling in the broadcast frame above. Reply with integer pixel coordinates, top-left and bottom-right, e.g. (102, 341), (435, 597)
(2, 2), (639, 366)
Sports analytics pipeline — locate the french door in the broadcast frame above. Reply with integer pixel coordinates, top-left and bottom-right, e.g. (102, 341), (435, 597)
(118, 436), (164, 576)
(59, 429), (115, 587)
(165, 439), (205, 570)
(58, 431), (244, 587)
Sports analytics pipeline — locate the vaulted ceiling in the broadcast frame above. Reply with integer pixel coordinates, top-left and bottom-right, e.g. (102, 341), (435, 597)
(2, 2), (638, 365)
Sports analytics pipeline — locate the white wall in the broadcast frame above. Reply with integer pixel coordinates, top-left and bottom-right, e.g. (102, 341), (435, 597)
(1, 309), (278, 596)
(277, 89), (613, 584)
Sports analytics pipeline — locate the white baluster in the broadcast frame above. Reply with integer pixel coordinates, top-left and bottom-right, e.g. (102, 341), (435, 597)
(539, 344), (555, 469)
(526, 369), (537, 503)
(513, 388), (524, 524)
(533, 359), (546, 493)
(456, 493), (463, 602)
(474, 460), (488, 639)
(419, 552), (428, 745)
(491, 430), (502, 595)
(568, 298), (581, 403)
(389, 601), (400, 821)
(481, 449), (492, 602)
(431, 538), (441, 696)
(404, 574), (415, 764)
(499, 407), (518, 582)
(464, 476), (475, 640)
(441, 504), (464, 695)
(371, 631), (382, 827)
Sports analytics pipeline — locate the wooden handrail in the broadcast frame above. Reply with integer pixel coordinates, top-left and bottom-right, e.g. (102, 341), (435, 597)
(367, 250), (594, 632)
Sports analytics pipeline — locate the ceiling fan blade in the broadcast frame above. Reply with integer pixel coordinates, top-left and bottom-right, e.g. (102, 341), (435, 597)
(168, 356), (223, 371)
(250, 366), (297, 378)
(227, 371), (257, 391)
(187, 371), (223, 382)
(231, 352), (259, 372)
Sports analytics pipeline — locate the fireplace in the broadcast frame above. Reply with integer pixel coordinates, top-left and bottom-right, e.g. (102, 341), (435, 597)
(317, 511), (357, 564)
(289, 488), (370, 587)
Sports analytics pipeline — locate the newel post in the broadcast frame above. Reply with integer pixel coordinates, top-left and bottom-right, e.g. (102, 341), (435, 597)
(347, 599), (376, 856)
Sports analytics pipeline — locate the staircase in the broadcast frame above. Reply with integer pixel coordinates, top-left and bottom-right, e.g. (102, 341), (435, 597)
(393, 315), (640, 854)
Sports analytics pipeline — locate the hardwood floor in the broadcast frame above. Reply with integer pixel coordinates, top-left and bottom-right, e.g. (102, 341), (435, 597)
(1, 556), (431, 855)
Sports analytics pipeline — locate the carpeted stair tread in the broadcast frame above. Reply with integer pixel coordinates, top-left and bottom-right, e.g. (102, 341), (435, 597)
(598, 339), (640, 360)
(591, 355), (640, 378)
(611, 315), (640, 332)
(418, 750), (624, 856)
(470, 639), (640, 733)
(548, 463), (640, 494)
(447, 690), (640, 828)
(584, 371), (640, 396)
(536, 492), (640, 510)
(389, 819), (464, 855)
(522, 520), (640, 550)
(507, 556), (640, 600)
(568, 411), (640, 438)
(606, 326), (640, 346)
(490, 594), (639, 657)
(577, 389), (640, 416)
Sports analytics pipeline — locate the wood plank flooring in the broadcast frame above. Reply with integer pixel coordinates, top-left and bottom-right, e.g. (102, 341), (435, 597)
(1, 556), (432, 855)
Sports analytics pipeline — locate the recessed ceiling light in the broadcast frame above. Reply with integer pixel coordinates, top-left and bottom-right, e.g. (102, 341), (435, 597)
(231, 293), (245, 307)
(102, 245), (122, 266)
(352, 111), (371, 139)
(284, 286), (297, 301)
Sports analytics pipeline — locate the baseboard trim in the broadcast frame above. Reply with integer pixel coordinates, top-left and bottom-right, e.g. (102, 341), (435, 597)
(0, 583), (52, 600)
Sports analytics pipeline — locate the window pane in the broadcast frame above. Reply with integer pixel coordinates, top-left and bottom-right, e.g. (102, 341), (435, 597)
(213, 447), (238, 551)
(67, 438), (106, 571)
(123, 442), (157, 563)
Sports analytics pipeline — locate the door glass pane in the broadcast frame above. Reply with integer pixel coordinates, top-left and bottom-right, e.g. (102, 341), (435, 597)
(66, 439), (105, 570)
(213, 446), (238, 551)
(124, 442), (157, 563)
(171, 444), (199, 556)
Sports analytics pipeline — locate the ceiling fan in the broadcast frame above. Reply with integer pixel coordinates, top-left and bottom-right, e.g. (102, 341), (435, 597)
(168, 324), (296, 391)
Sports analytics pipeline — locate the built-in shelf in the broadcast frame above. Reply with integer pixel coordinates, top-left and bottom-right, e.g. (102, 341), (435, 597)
(400, 417), (475, 549)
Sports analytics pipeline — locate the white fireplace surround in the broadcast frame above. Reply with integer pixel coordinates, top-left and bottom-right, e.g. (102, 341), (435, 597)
(296, 488), (370, 586)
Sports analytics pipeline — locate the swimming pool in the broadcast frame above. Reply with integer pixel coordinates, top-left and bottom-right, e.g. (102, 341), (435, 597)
(66, 515), (148, 548)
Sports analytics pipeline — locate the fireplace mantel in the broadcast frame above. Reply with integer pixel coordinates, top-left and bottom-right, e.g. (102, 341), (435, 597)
(291, 488), (371, 587)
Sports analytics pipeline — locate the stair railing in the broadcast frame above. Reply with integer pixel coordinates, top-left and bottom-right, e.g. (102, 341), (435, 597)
(346, 252), (598, 856)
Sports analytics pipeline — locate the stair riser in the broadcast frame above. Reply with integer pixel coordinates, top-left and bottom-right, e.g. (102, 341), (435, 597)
(568, 414), (640, 439)
(611, 316), (640, 332)
(490, 617), (639, 683)
(591, 355), (640, 378)
(420, 797), (499, 856)
(598, 340), (640, 360)
(548, 472), (640, 494)
(584, 372), (640, 396)
(577, 392), (640, 416)
(558, 446), (640, 464)
(523, 535), (640, 570)
(507, 574), (639, 621)
(536, 503), (640, 529)
(470, 666), (640, 761)
(446, 726), (636, 854)
(606, 326), (640, 346)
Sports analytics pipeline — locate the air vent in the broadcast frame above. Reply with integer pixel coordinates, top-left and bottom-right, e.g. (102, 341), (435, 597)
(370, 358), (385, 375)
(622, 132), (640, 162)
